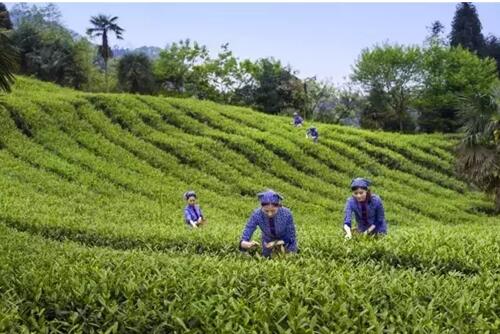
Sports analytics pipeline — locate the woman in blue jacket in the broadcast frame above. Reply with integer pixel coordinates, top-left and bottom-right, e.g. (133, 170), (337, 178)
(183, 191), (205, 228)
(240, 190), (298, 257)
(343, 178), (387, 239)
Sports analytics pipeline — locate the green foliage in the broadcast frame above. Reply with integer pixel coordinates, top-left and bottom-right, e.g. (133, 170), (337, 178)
(154, 39), (212, 97)
(484, 35), (500, 78)
(10, 4), (95, 90)
(86, 14), (124, 92)
(0, 76), (498, 332)
(0, 3), (13, 29)
(417, 44), (498, 132)
(117, 53), (156, 94)
(249, 58), (306, 115)
(352, 44), (422, 132)
(0, 30), (17, 92)
(456, 86), (500, 211)
(449, 2), (485, 54)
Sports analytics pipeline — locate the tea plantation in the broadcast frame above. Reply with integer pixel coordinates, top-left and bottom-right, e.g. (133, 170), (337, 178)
(0, 77), (498, 333)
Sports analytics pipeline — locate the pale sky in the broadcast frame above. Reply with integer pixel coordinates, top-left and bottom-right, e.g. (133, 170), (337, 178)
(6, 2), (500, 83)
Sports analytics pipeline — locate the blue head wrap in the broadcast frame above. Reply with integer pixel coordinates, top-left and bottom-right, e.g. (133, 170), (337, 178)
(257, 189), (283, 205)
(350, 178), (371, 190)
(184, 190), (197, 200)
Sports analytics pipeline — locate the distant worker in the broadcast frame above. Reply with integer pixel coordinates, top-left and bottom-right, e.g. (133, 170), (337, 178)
(239, 190), (298, 257)
(343, 178), (387, 239)
(306, 126), (319, 143)
(183, 191), (206, 228)
(292, 112), (304, 127)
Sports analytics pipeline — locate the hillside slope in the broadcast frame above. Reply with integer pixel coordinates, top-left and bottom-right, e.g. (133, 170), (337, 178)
(0, 77), (498, 332)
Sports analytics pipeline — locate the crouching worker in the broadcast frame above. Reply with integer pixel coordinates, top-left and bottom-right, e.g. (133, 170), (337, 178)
(306, 126), (319, 143)
(183, 191), (206, 228)
(292, 112), (304, 127)
(343, 178), (387, 239)
(239, 190), (298, 257)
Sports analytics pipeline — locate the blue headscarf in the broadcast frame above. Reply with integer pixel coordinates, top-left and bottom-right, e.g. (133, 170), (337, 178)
(184, 190), (197, 200)
(350, 178), (371, 190)
(257, 189), (283, 204)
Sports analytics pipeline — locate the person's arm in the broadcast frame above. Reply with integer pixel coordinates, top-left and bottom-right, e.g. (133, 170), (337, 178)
(197, 206), (204, 223)
(374, 198), (386, 231)
(184, 207), (193, 224)
(343, 200), (353, 239)
(285, 213), (298, 252)
(240, 213), (260, 250)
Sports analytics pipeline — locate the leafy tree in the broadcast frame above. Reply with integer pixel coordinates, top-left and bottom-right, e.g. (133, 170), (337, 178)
(483, 35), (500, 78)
(204, 43), (254, 103)
(352, 44), (422, 132)
(449, 2), (484, 54)
(456, 86), (500, 212)
(425, 20), (447, 47)
(87, 14), (124, 91)
(0, 2), (13, 29)
(0, 30), (17, 92)
(154, 39), (211, 97)
(303, 79), (363, 124)
(417, 44), (497, 132)
(117, 53), (156, 94)
(9, 3), (61, 28)
(249, 58), (305, 115)
(0, 3), (16, 92)
(9, 3), (94, 89)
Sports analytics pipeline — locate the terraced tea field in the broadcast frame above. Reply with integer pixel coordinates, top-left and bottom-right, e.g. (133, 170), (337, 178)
(0, 77), (498, 333)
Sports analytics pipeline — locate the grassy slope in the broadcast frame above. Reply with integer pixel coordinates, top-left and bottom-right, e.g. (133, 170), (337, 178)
(0, 77), (498, 333)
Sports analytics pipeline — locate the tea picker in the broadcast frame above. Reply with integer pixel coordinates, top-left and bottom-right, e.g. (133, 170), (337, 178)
(239, 190), (298, 258)
(183, 191), (207, 228)
(306, 126), (319, 143)
(343, 178), (387, 239)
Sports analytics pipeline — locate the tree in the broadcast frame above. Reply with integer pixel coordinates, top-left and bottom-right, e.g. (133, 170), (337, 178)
(449, 2), (484, 54)
(154, 39), (211, 98)
(311, 82), (365, 125)
(0, 3), (13, 29)
(0, 3), (16, 92)
(483, 35), (500, 78)
(456, 87), (500, 212)
(0, 30), (17, 92)
(360, 84), (394, 130)
(352, 44), (422, 132)
(425, 20), (446, 47)
(250, 58), (305, 115)
(417, 44), (498, 132)
(9, 2), (61, 28)
(87, 14), (124, 92)
(204, 43), (253, 103)
(117, 53), (156, 94)
(9, 3), (94, 90)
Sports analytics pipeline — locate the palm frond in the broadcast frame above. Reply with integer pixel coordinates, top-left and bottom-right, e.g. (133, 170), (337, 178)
(0, 31), (18, 92)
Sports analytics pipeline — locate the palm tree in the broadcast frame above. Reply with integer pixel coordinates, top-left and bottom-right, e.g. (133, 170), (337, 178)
(0, 30), (18, 92)
(456, 87), (500, 213)
(86, 14), (124, 92)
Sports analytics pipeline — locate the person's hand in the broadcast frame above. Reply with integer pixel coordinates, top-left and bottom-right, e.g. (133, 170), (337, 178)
(241, 241), (260, 249)
(265, 240), (284, 249)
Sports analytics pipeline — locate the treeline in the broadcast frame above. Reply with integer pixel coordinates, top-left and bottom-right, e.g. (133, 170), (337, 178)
(0, 2), (499, 134)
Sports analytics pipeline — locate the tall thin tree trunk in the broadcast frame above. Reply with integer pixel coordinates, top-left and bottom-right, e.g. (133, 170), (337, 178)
(102, 31), (109, 93)
(104, 58), (108, 93)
